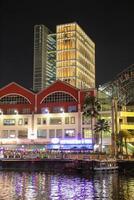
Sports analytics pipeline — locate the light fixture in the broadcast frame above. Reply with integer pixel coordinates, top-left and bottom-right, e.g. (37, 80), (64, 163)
(44, 108), (49, 114)
(60, 108), (64, 113)
(0, 109), (3, 115)
(14, 109), (18, 115)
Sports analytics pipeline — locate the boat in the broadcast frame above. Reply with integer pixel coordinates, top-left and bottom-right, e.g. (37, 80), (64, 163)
(93, 159), (118, 171)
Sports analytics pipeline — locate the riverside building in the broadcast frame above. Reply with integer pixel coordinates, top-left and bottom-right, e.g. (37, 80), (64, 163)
(0, 81), (95, 150)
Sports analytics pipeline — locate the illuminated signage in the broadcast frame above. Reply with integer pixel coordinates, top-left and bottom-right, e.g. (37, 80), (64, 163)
(51, 138), (92, 144)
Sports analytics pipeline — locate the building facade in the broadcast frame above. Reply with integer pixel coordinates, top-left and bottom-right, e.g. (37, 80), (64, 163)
(56, 22), (95, 89)
(0, 81), (95, 150)
(33, 25), (56, 92)
(33, 22), (95, 92)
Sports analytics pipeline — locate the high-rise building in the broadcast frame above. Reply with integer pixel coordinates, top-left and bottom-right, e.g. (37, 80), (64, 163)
(56, 22), (95, 89)
(33, 22), (95, 91)
(33, 25), (56, 92)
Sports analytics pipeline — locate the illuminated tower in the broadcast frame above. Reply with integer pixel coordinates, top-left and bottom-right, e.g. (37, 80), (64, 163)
(56, 22), (95, 89)
(33, 25), (56, 92)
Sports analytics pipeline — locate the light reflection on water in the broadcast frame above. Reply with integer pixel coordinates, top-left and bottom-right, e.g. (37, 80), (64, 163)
(0, 171), (134, 200)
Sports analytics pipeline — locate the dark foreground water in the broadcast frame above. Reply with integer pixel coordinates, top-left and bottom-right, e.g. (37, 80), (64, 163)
(0, 171), (134, 200)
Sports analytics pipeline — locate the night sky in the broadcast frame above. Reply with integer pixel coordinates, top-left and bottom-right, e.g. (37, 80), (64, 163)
(0, 0), (134, 89)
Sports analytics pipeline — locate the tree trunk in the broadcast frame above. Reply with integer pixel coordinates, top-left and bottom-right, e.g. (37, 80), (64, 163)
(125, 138), (128, 157)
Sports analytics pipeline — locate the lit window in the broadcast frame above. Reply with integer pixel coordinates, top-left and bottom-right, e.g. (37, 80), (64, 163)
(18, 119), (23, 125)
(24, 118), (28, 125)
(37, 118), (41, 125)
(64, 129), (75, 138)
(22, 108), (30, 114)
(68, 105), (77, 112)
(70, 117), (75, 124)
(50, 118), (62, 125)
(37, 129), (47, 138)
(0, 95), (30, 105)
(42, 118), (46, 124)
(49, 129), (55, 138)
(65, 117), (69, 124)
(9, 130), (16, 138)
(1, 130), (8, 138)
(42, 92), (76, 103)
(56, 129), (62, 138)
(3, 119), (15, 126)
(18, 130), (28, 138)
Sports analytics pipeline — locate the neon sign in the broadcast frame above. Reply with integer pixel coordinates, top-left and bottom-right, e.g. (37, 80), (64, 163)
(51, 138), (92, 144)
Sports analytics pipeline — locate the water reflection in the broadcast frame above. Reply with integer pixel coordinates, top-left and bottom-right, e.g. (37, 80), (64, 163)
(0, 171), (134, 200)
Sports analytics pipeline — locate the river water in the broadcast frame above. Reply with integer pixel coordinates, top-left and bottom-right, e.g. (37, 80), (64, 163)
(0, 171), (134, 200)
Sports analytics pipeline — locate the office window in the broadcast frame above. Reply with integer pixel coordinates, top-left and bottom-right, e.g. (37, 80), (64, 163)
(37, 129), (47, 138)
(3, 119), (15, 126)
(65, 117), (69, 124)
(56, 129), (62, 138)
(50, 118), (62, 125)
(49, 129), (55, 138)
(64, 129), (75, 138)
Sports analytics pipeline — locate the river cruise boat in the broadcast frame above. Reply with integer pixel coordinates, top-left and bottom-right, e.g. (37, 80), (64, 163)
(93, 159), (118, 171)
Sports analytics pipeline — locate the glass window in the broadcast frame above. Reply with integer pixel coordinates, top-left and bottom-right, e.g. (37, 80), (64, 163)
(3, 119), (15, 125)
(9, 130), (16, 138)
(82, 128), (92, 138)
(18, 119), (23, 125)
(49, 129), (55, 138)
(22, 108), (30, 114)
(68, 105), (77, 112)
(42, 118), (46, 124)
(70, 117), (75, 124)
(56, 129), (62, 138)
(37, 129), (47, 138)
(65, 117), (69, 124)
(64, 129), (75, 138)
(0, 95), (30, 105)
(1, 130), (8, 138)
(18, 130), (28, 138)
(24, 118), (28, 125)
(37, 118), (41, 125)
(42, 92), (76, 103)
(50, 118), (62, 125)
(53, 107), (63, 113)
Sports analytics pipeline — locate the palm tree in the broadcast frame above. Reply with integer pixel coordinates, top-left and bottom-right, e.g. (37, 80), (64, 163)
(118, 130), (132, 157)
(83, 95), (101, 150)
(94, 119), (110, 152)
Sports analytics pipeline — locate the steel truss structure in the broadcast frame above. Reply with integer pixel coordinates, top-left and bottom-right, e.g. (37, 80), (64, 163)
(99, 64), (134, 106)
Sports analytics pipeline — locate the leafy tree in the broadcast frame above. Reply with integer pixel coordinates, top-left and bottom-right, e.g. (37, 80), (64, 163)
(94, 119), (110, 152)
(118, 130), (132, 156)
